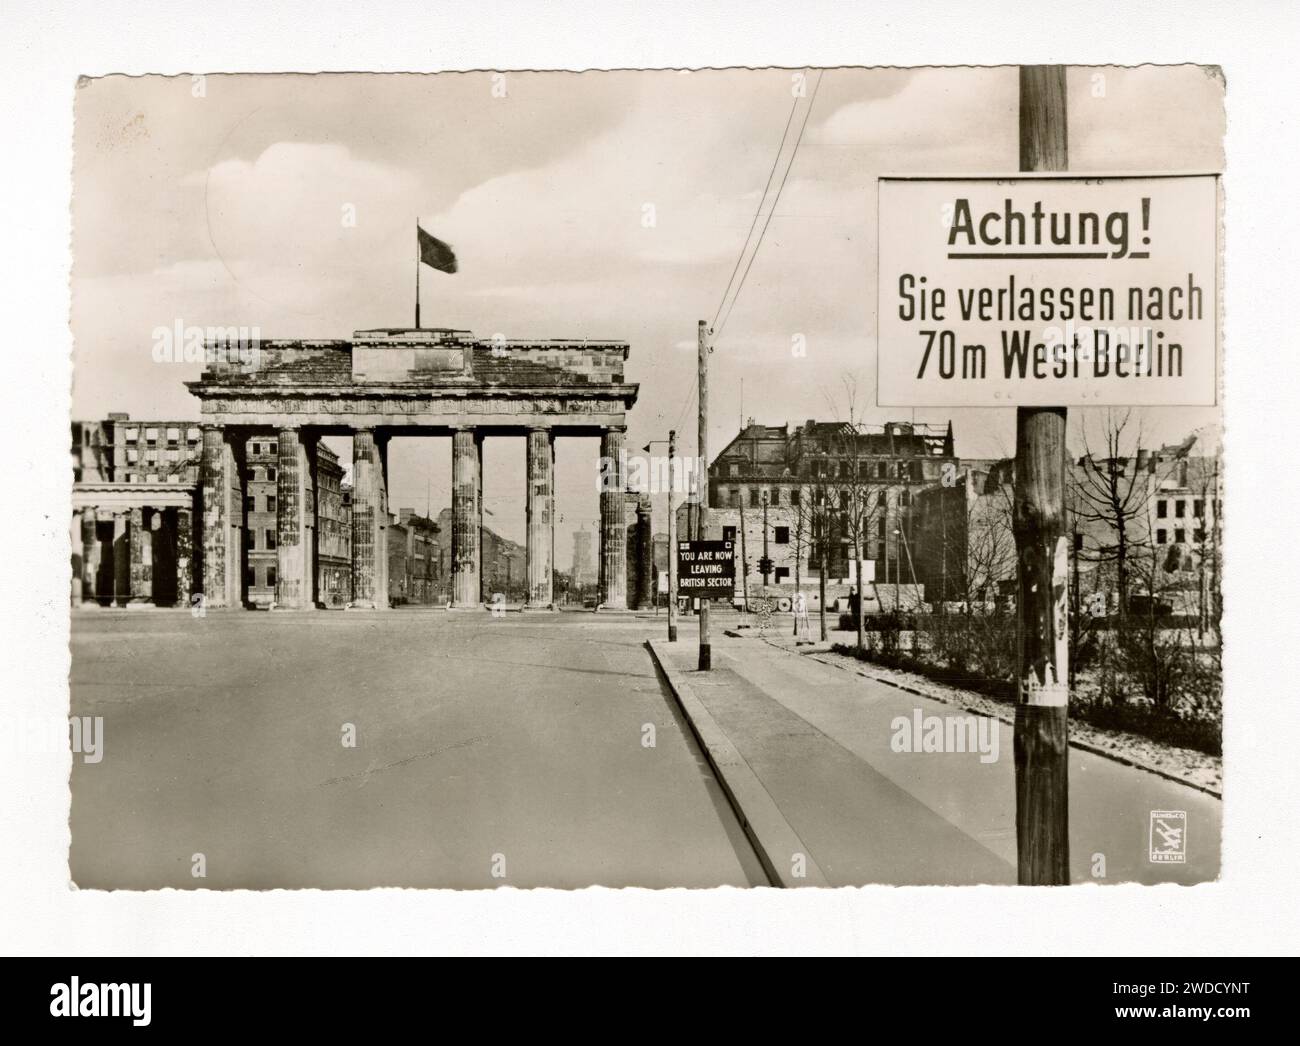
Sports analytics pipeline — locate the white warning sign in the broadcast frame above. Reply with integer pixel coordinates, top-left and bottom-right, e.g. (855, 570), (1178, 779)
(877, 174), (1218, 407)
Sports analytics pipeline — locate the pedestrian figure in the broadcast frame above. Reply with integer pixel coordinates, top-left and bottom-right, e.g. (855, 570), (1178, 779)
(794, 591), (812, 645)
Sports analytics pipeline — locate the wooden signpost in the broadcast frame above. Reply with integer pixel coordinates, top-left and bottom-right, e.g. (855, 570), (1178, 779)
(877, 66), (1217, 884)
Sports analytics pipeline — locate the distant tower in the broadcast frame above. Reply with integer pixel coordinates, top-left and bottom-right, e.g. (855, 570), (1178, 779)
(572, 528), (596, 588)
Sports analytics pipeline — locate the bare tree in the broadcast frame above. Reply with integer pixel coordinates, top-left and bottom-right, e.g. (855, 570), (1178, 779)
(1071, 409), (1163, 620)
(790, 481), (808, 637)
(1192, 444), (1222, 637)
(794, 481), (833, 641)
(825, 376), (887, 651)
(964, 477), (1016, 609)
(927, 466), (1015, 611)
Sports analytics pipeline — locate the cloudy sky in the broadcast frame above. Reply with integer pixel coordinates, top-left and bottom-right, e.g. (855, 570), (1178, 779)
(72, 66), (1224, 554)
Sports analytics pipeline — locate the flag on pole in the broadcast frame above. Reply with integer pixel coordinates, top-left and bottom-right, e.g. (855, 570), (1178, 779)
(417, 225), (458, 273)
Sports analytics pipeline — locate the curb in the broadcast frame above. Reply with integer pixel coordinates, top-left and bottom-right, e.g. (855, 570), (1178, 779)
(646, 640), (830, 889)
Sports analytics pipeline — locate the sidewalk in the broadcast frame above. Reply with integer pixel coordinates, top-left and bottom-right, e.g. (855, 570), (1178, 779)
(649, 632), (1221, 887)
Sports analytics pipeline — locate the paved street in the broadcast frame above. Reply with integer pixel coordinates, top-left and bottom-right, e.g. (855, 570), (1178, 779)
(69, 610), (767, 889)
(69, 610), (1220, 889)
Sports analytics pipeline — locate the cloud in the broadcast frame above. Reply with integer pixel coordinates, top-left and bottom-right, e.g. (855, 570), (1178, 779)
(71, 68), (1225, 468)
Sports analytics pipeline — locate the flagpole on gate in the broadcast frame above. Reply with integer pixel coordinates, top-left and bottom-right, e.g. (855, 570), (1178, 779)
(414, 217), (421, 329)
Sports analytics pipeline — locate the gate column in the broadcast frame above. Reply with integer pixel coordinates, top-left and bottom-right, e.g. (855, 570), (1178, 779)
(274, 427), (311, 609)
(526, 427), (555, 608)
(350, 427), (388, 609)
(200, 425), (232, 607)
(452, 427), (481, 607)
(599, 426), (628, 609)
(80, 507), (99, 605)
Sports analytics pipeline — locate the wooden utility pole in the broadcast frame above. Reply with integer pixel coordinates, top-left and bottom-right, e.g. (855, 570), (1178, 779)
(697, 320), (712, 669)
(668, 428), (678, 642)
(1014, 65), (1071, 885)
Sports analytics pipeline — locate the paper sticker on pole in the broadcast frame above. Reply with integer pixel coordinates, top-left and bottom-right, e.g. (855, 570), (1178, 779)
(877, 174), (1218, 407)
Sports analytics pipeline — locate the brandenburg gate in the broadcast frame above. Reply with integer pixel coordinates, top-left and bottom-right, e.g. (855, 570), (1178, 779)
(187, 328), (639, 610)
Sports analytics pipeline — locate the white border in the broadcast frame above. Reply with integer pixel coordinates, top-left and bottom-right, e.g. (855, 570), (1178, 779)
(2, 0), (1297, 956)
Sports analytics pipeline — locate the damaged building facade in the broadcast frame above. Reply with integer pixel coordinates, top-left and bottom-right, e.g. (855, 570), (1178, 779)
(680, 418), (957, 609)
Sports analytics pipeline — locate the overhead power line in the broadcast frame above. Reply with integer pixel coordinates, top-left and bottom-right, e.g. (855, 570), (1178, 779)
(667, 71), (825, 450)
(714, 69), (824, 340)
(711, 86), (803, 332)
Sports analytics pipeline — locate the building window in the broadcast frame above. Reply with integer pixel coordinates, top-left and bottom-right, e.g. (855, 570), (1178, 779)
(1194, 528), (1206, 544)
(1157, 500), (1168, 518)
(750, 488), (760, 507)
(791, 489), (800, 506)
(267, 467), (276, 481)
(775, 567), (790, 582)
(244, 495), (255, 514)
(901, 490), (911, 507)
(266, 529), (277, 550)
(1156, 529), (1167, 544)
(1074, 532), (1084, 552)
(876, 462), (887, 479)
(774, 526), (790, 545)
(269, 443), (278, 456)
(1175, 528), (1185, 544)
(722, 526), (736, 542)
(266, 567), (277, 588)
(267, 495), (276, 513)
(878, 490), (887, 507)
(769, 488), (780, 506)
(246, 566), (257, 589)
(877, 518), (886, 538)
(1193, 499), (1205, 518)
(1175, 500), (1186, 518)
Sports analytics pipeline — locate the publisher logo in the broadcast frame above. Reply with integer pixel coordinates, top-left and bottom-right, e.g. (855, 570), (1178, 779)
(1149, 809), (1187, 864)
